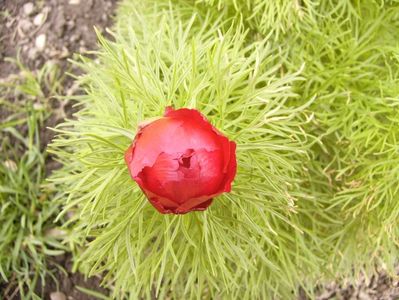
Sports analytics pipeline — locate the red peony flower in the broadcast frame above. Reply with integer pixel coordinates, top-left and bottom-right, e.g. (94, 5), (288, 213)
(125, 107), (237, 214)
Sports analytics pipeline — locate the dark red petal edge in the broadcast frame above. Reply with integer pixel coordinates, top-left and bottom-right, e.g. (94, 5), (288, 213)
(124, 125), (146, 175)
(143, 189), (181, 214)
(222, 141), (237, 192)
(124, 144), (134, 166)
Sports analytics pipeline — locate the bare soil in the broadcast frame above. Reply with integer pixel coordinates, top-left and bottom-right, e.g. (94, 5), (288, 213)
(314, 269), (399, 300)
(1, 0), (116, 77)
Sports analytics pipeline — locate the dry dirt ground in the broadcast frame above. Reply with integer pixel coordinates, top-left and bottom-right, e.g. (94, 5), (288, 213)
(1, 0), (399, 300)
(0, 0), (115, 77)
(312, 270), (399, 300)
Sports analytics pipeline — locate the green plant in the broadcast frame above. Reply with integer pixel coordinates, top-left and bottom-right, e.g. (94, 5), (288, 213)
(196, 0), (318, 39)
(50, 0), (399, 299)
(0, 61), (67, 299)
(286, 2), (399, 279)
(49, 1), (326, 298)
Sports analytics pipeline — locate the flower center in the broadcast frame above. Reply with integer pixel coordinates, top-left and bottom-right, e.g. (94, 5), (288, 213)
(180, 156), (191, 168)
(178, 149), (195, 169)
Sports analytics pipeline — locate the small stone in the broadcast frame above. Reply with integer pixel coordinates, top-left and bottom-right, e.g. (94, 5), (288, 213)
(33, 102), (44, 110)
(50, 292), (66, 300)
(35, 34), (46, 51)
(19, 19), (33, 32)
(33, 13), (45, 26)
(23, 2), (35, 16)
(27, 48), (38, 60)
(67, 20), (75, 30)
(4, 160), (17, 172)
(70, 33), (81, 43)
(60, 47), (70, 58)
(357, 291), (371, 300)
(68, 0), (80, 4)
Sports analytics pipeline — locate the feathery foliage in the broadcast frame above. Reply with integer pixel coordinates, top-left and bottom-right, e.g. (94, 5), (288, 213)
(49, 1), (325, 299)
(196, 0), (320, 39)
(50, 0), (399, 299)
(284, 1), (399, 279)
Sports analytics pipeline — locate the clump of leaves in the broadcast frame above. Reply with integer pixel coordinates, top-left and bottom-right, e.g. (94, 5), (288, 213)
(50, 0), (399, 299)
(50, 1), (324, 299)
(195, 0), (318, 39)
(281, 1), (399, 280)
(0, 61), (67, 299)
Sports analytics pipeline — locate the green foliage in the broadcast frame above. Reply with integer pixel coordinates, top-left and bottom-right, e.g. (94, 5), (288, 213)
(50, 0), (399, 299)
(195, 0), (318, 39)
(284, 2), (399, 279)
(0, 61), (67, 299)
(196, 0), (399, 38)
(50, 1), (324, 299)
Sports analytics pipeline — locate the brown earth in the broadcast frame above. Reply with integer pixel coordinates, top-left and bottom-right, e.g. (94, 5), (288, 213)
(0, 0), (116, 77)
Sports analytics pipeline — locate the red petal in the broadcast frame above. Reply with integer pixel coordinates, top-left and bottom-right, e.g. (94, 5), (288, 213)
(164, 106), (174, 115)
(175, 196), (214, 214)
(128, 118), (182, 177)
(135, 150), (201, 204)
(222, 141), (237, 192)
(145, 192), (180, 213)
(164, 108), (224, 150)
(129, 110), (221, 178)
(136, 148), (224, 206)
(194, 149), (224, 195)
(124, 144), (134, 165)
(193, 198), (213, 210)
(142, 152), (180, 182)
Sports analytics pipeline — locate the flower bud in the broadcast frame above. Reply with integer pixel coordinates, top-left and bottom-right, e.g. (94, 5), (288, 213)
(125, 107), (237, 214)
